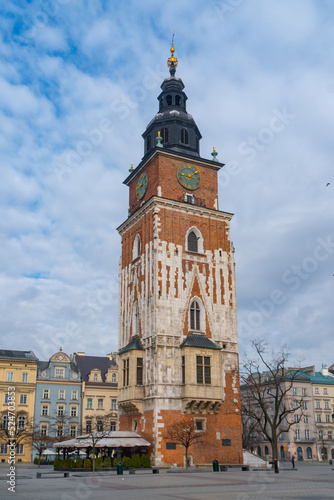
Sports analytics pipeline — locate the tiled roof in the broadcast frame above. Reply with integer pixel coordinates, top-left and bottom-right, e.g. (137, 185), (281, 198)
(118, 337), (144, 355)
(180, 334), (221, 350)
(74, 354), (117, 383)
(302, 371), (334, 385)
(37, 361), (49, 372)
(0, 349), (38, 361)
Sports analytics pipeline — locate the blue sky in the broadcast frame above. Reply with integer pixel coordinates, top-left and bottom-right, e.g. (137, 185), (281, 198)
(1, 0), (333, 367)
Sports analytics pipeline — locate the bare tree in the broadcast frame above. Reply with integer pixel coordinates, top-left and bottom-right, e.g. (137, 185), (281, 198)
(31, 424), (56, 468)
(77, 414), (115, 472)
(163, 418), (205, 469)
(0, 410), (33, 449)
(241, 408), (260, 450)
(241, 340), (305, 464)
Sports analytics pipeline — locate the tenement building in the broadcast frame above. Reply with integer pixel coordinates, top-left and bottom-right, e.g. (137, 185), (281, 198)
(117, 41), (242, 466)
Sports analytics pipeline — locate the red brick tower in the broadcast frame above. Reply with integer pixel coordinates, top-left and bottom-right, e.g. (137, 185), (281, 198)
(117, 40), (243, 467)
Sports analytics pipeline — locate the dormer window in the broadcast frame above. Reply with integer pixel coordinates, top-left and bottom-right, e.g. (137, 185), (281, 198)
(93, 373), (97, 381)
(161, 128), (169, 144)
(166, 94), (172, 106)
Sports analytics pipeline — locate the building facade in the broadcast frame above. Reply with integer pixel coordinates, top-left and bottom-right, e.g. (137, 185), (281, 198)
(303, 365), (334, 461)
(0, 350), (38, 462)
(243, 375), (317, 462)
(117, 42), (242, 466)
(33, 349), (81, 458)
(73, 352), (118, 433)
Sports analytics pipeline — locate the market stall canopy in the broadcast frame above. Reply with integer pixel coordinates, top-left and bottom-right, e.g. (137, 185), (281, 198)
(54, 431), (150, 449)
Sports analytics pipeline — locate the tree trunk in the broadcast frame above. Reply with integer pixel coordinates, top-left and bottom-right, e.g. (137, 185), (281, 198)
(272, 433), (278, 464)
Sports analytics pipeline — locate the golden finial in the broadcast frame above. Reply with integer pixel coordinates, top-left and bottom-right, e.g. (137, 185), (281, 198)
(167, 31), (178, 76)
(158, 131), (161, 136)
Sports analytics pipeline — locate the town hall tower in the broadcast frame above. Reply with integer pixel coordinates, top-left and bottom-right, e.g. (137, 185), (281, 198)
(117, 40), (242, 466)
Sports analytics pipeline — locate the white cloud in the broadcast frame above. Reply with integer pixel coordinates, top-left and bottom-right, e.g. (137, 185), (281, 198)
(0, 0), (333, 369)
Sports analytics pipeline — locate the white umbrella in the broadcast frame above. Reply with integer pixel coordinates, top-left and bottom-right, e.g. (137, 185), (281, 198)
(42, 449), (56, 455)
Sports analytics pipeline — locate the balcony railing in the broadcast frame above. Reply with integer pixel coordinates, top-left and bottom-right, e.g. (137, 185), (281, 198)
(178, 194), (206, 207)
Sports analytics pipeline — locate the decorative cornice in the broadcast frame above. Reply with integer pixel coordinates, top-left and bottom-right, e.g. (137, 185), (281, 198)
(117, 196), (233, 235)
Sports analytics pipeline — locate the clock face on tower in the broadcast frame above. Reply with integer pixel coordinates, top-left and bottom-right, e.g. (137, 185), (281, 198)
(136, 172), (148, 200)
(177, 163), (201, 190)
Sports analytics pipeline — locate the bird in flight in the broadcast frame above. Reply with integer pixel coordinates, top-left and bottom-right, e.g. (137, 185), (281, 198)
(326, 183), (331, 187)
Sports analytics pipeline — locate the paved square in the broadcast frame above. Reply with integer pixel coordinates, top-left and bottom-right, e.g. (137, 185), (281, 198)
(0, 463), (333, 500)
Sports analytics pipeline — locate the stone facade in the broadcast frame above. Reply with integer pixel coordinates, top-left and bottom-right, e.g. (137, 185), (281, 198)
(34, 349), (82, 458)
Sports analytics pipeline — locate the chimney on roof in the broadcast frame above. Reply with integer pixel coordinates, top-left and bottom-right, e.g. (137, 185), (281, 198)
(77, 352), (85, 356)
(322, 364), (329, 376)
(107, 353), (113, 360)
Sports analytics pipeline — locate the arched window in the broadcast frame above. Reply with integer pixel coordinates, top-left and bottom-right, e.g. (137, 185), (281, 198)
(186, 227), (204, 254)
(175, 95), (181, 106)
(257, 446), (261, 457)
(132, 234), (141, 260)
(94, 374), (97, 382)
(265, 446), (269, 456)
(161, 128), (169, 144)
(188, 231), (198, 252)
(112, 373), (116, 383)
(166, 94), (172, 106)
(181, 128), (189, 144)
(307, 447), (313, 459)
(190, 300), (200, 330)
(146, 135), (151, 152)
(133, 301), (139, 336)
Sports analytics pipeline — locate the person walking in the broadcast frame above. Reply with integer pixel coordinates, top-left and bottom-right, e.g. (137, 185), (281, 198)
(291, 455), (295, 469)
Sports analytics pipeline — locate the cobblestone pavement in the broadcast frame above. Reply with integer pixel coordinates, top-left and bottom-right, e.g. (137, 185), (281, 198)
(0, 463), (333, 500)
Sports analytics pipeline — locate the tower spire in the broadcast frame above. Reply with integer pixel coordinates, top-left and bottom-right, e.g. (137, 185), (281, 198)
(167, 31), (178, 77)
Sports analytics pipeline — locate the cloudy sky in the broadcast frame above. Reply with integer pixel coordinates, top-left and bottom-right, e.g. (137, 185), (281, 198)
(1, 0), (333, 368)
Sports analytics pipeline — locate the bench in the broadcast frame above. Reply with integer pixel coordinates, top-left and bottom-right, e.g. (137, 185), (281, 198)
(220, 465), (249, 472)
(36, 471), (69, 479)
(152, 468), (159, 474)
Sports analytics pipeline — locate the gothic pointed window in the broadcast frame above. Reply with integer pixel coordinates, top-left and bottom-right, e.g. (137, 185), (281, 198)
(133, 234), (141, 260)
(190, 300), (200, 330)
(186, 227), (203, 253)
(188, 231), (198, 252)
(181, 128), (189, 144)
(166, 95), (172, 106)
(161, 128), (169, 144)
